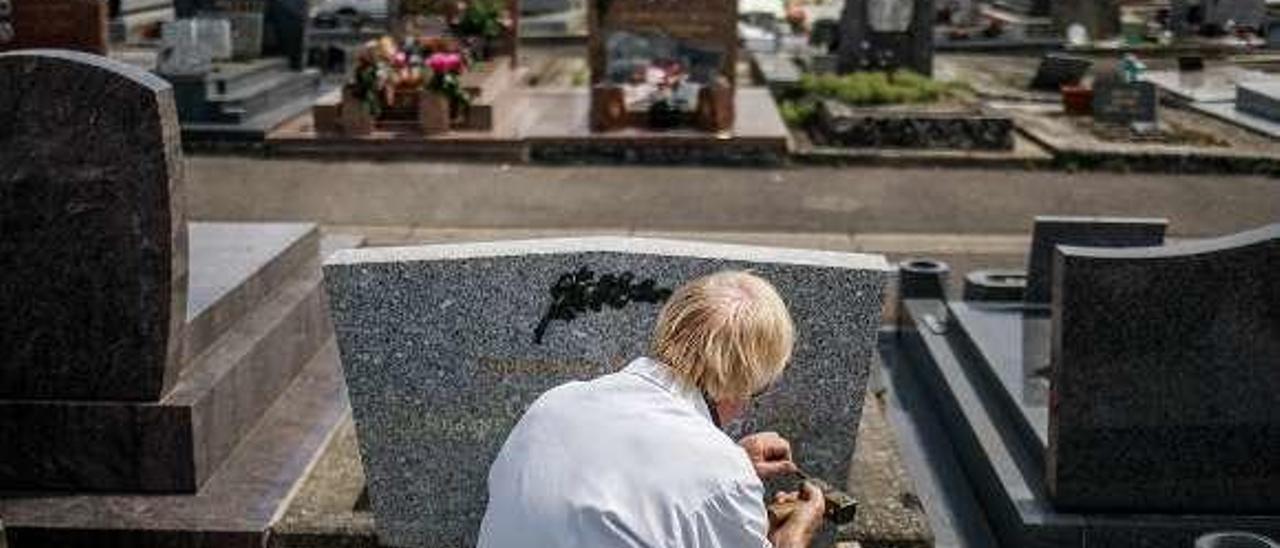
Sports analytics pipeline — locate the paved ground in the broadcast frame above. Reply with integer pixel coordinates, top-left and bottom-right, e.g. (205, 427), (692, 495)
(188, 157), (1278, 238)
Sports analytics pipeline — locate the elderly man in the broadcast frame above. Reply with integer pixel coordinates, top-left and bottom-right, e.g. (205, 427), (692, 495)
(478, 271), (825, 548)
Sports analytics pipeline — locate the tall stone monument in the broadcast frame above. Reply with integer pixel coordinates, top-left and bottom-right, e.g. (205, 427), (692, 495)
(0, 50), (345, 545)
(837, 0), (934, 76)
(325, 238), (891, 547)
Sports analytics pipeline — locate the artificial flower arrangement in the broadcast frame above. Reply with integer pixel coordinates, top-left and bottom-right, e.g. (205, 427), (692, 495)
(347, 36), (472, 131)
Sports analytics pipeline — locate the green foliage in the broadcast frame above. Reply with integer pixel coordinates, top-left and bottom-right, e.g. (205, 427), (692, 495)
(455, 0), (504, 39)
(779, 100), (818, 127)
(798, 70), (968, 106)
(428, 72), (472, 113)
(353, 64), (383, 117)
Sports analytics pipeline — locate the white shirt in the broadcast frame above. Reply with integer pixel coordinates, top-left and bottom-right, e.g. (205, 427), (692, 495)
(477, 357), (771, 548)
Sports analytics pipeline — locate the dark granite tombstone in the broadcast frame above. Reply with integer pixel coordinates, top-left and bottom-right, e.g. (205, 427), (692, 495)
(1029, 53), (1092, 91)
(837, 0), (934, 76)
(1025, 216), (1168, 305)
(810, 17), (840, 51)
(0, 49), (187, 402)
(0, 0), (108, 54)
(1092, 80), (1158, 125)
(1048, 224), (1280, 512)
(0, 50), (346, 546)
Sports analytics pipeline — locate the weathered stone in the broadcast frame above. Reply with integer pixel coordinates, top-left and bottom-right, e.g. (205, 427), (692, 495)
(0, 50), (188, 402)
(0, 0), (108, 54)
(814, 100), (1015, 150)
(1048, 224), (1280, 513)
(1024, 216), (1167, 305)
(324, 238), (890, 547)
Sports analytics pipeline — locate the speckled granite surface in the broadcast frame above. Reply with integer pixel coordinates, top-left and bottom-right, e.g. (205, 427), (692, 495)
(1024, 216), (1167, 304)
(1049, 224), (1280, 513)
(324, 238), (890, 547)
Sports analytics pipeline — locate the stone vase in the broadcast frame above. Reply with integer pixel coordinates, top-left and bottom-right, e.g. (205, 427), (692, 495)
(340, 88), (375, 136)
(419, 93), (451, 135)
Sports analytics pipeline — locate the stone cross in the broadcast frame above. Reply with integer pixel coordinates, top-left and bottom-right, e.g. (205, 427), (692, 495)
(324, 238), (890, 547)
(0, 49), (188, 402)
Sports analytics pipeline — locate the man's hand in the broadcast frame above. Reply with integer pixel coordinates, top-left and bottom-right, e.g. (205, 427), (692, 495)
(767, 481), (825, 548)
(739, 432), (798, 479)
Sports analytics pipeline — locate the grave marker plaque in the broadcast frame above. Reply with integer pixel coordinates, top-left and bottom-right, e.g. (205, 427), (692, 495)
(324, 238), (890, 547)
(0, 0), (108, 54)
(1092, 80), (1158, 125)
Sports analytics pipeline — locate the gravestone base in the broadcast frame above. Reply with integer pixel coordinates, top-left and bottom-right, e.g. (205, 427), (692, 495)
(165, 57), (330, 144)
(0, 223), (331, 493)
(812, 100), (1015, 150)
(0, 222), (350, 544)
(888, 298), (1280, 547)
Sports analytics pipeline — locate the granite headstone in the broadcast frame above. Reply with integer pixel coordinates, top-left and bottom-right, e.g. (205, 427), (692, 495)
(1092, 80), (1158, 125)
(1025, 216), (1168, 305)
(324, 238), (891, 547)
(0, 0), (108, 54)
(1048, 224), (1280, 512)
(175, 0), (309, 68)
(1029, 53), (1092, 91)
(837, 0), (934, 75)
(0, 49), (188, 402)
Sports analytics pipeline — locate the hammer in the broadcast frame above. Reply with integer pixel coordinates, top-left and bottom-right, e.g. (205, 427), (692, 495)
(766, 470), (859, 527)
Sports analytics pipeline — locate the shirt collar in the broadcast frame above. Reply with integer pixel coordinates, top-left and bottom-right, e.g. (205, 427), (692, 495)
(623, 357), (715, 424)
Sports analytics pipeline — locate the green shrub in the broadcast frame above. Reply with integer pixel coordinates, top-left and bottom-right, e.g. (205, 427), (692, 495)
(779, 100), (818, 127)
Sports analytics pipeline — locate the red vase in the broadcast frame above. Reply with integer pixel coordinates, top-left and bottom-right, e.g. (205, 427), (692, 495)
(1061, 85), (1094, 116)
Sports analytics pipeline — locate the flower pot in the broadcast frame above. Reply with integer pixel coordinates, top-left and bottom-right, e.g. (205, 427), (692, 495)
(1061, 85), (1093, 116)
(419, 93), (451, 135)
(340, 87), (375, 135)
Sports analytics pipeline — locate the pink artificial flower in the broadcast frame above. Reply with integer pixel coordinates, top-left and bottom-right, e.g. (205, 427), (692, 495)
(393, 51), (408, 67)
(427, 52), (465, 74)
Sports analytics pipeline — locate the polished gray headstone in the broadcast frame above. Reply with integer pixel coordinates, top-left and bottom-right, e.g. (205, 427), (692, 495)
(1048, 224), (1280, 513)
(324, 237), (891, 547)
(0, 49), (188, 402)
(1025, 216), (1167, 305)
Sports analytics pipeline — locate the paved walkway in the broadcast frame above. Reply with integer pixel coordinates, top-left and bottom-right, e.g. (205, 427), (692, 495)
(188, 157), (1278, 238)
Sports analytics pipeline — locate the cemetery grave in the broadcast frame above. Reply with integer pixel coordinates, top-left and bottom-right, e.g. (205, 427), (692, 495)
(0, 49), (351, 546)
(883, 216), (1280, 547)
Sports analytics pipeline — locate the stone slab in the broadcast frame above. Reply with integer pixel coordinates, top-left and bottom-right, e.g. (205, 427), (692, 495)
(0, 0), (108, 54)
(0, 49), (188, 402)
(814, 100), (1015, 151)
(0, 223), (328, 493)
(1237, 81), (1280, 123)
(892, 298), (1280, 548)
(1146, 67), (1277, 104)
(1024, 216), (1167, 304)
(324, 237), (891, 547)
(1192, 100), (1280, 140)
(0, 341), (348, 548)
(1048, 224), (1280, 513)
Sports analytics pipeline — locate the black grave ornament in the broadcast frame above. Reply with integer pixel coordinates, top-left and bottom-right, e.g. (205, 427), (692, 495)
(533, 267), (673, 344)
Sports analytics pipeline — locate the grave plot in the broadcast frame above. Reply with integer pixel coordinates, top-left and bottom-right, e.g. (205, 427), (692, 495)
(883, 216), (1280, 547)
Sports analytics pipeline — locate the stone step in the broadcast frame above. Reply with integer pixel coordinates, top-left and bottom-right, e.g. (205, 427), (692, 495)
(0, 340), (349, 546)
(0, 224), (332, 493)
(207, 69), (321, 125)
(206, 57), (292, 97)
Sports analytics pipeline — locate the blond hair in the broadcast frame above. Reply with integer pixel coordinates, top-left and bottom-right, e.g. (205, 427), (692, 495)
(651, 271), (795, 399)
